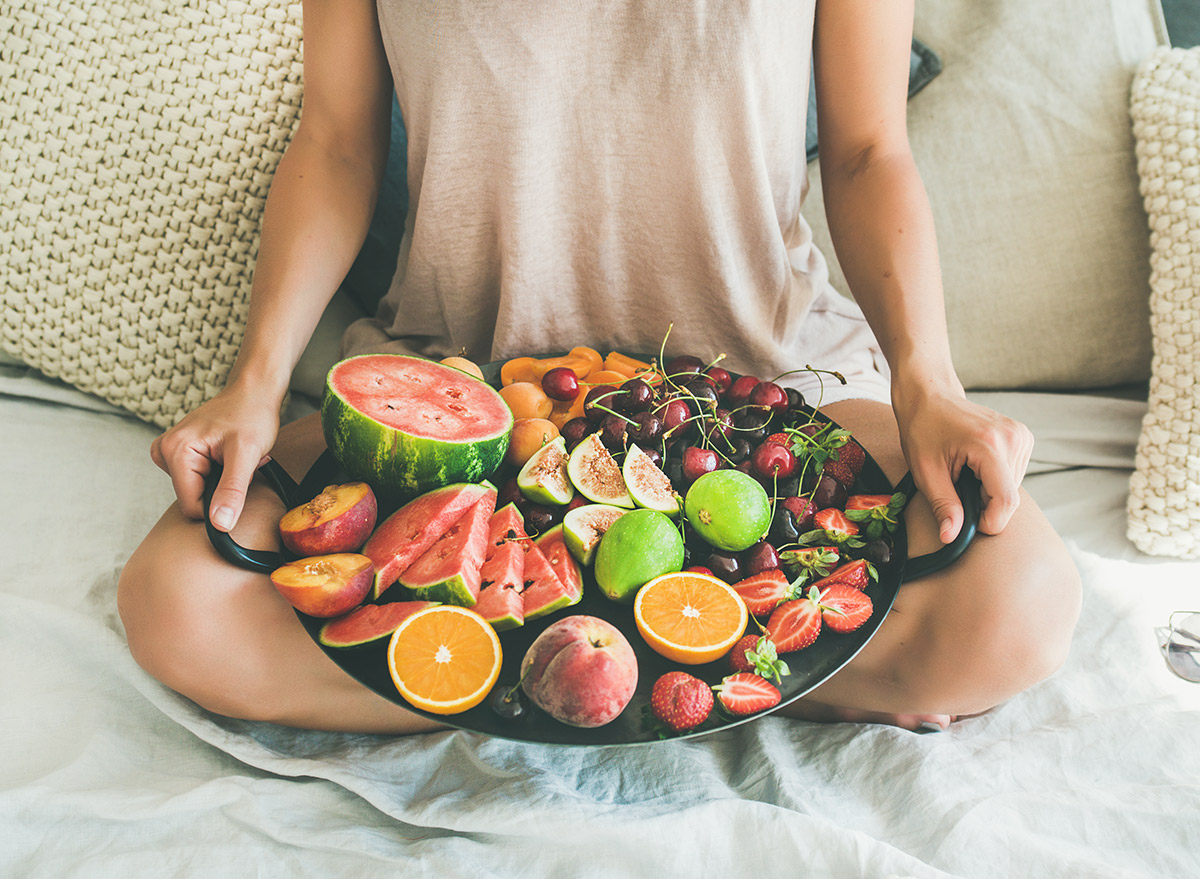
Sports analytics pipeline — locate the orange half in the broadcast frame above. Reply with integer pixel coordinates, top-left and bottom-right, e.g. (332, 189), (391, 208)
(633, 572), (749, 665)
(386, 606), (502, 715)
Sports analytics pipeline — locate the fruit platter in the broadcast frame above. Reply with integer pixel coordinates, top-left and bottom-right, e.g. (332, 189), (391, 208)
(206, 342), (978, 745)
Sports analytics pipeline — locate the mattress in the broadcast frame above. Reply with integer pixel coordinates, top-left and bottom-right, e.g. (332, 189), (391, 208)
(2, 364), (1197, 878)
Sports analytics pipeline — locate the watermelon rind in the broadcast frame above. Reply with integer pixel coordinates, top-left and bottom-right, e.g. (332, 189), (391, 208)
(398, 487), (497, 606)
(317, 601), (438, 648)
(321, 355), (513, 500)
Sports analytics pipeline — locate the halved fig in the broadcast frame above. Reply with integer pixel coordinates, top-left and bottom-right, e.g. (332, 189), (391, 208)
(562, 504), (629, 566)
(566, 433), (634, 508)
(517, 435), (575, 506)
(621, 444), (681, 517)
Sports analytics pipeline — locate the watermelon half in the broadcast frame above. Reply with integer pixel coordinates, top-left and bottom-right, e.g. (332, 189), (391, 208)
(321, 354), (513, 500)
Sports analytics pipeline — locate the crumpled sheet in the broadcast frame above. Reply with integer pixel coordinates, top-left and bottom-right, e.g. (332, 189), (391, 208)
(2, 372), (1198, 878)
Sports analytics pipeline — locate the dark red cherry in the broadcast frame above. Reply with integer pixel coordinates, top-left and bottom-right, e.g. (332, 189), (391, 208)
(681, 446), (720, 483)
(666, 354), (705, 378)
(751, 442), (797, 481)
(584, 385), (619, 424)
(619, 378), (655, 413)
(749, 381), (789, 414)
(627, 411), (664, 445)
(705, 366), (733, 396)
(560, 416), (593, 450)
(541, 366), (580, 401)
(726, 375), (760, 407)
(742, 541), (781, 576)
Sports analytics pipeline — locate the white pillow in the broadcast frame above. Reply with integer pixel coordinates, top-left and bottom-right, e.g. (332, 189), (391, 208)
(804, 0), (1167, 390)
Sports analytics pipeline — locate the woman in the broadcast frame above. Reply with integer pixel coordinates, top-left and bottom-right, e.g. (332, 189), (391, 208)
(118, 0), (1081, 733)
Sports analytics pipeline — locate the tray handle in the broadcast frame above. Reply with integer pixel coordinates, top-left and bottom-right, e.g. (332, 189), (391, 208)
(202, 458), (299, 574)
(895, 468), (982, 582)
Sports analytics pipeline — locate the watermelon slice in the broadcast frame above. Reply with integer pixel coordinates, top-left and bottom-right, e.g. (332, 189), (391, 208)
(534, 525), (583, 605)
(398, 486), (497, 606)
(487, 502), (528, 547)
(321, 354), (513, 500)
(475, 541), (526, 631)
(362, 482), (492, 599)
(317, 601), (438, 648)
(522, 539), (579, 621)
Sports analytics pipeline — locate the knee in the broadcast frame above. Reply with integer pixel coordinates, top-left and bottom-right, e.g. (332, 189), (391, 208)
(118, 537), (282, 723)
(904, 536), (1082, 714)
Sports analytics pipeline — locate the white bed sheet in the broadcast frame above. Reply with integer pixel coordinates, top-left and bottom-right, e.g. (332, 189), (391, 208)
(2, 369), (1197, 878)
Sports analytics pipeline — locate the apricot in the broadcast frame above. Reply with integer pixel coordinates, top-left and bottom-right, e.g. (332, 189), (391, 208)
(505, 418), (560, 468)
(278, 482), (378, 556)
(440, 355), (484, 380)
(499, 381), (554, 420)
(501, 357), (539, 387)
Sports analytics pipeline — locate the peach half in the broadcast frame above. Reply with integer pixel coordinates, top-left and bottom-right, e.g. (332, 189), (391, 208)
(279, 482), (378, 556)
(270, 553), (374, 618)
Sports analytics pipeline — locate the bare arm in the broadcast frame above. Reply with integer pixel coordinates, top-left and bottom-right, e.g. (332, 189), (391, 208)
(814, 0), (1032, 540)
(151, 0), (394, 529)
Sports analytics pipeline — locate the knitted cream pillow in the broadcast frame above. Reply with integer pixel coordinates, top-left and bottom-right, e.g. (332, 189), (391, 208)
(0, 1), (303, 428)
(1127, 47), (1200, 558)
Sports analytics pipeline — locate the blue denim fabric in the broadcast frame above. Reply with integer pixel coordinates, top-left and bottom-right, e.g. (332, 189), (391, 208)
(341, 39), (941, 314)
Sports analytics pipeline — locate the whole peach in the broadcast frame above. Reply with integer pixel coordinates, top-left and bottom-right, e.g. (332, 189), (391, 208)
(520, 615), (638, 728)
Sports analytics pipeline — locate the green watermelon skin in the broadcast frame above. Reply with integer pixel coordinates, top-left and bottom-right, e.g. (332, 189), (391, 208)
(398, 487), (497, 606)
(321, 355), (512, 500)
(317, 601), (438, 648)
(363, 482), (492, 600)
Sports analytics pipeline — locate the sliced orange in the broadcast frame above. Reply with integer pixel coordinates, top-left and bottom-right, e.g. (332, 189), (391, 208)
(386, 606), (502, 715)
(633, 572), (749, 665)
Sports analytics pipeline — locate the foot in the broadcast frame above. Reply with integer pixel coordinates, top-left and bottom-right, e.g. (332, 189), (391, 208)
(783, 699), (955, 731)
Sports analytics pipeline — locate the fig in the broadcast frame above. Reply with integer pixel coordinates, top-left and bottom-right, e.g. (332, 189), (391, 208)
(517, 435), (575, 506)
(566, 433), (635, 508)
(562, 503), (630, 566)
(621, 444), (682, 517)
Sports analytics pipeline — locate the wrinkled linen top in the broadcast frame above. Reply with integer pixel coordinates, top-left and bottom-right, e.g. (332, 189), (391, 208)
(344, 0), (855, 385)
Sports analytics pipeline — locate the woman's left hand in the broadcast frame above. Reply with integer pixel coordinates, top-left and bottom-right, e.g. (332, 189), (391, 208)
(893, 382), (1034, 544)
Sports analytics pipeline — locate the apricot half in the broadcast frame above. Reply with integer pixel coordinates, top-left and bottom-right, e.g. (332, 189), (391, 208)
(270, 553), (374, 618)
(279, 482), (378, 556)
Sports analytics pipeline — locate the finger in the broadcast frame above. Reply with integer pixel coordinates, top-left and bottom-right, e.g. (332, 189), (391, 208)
(207, 440), (262, 533)
(975, 453), (1022, 535)
(913, 459), (964, 544)
(167, 444), (213, 520)
(149, 435), (166, 472)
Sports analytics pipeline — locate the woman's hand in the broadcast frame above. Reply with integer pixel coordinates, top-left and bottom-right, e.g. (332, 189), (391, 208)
(893, 380), (1034, 543)
(149, 381), (283, 532)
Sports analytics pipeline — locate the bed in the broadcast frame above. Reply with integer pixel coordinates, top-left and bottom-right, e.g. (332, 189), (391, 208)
(3, 0), (1199, 875)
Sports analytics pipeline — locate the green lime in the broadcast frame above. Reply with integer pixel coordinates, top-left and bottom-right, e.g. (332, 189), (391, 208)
(593, 509), (685, 604)
(684, 469), (771, 552)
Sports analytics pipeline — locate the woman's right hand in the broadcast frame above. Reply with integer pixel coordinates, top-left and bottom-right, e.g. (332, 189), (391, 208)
(149, 381), (283, 532)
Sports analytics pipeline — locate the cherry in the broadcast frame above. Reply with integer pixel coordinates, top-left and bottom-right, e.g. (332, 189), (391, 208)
(705, 366), (733, 396)
(681, 446), (720, 483)
(727, 437), (753, 465)
(498, 477), (524, 510)
(751, 442), (797, 480)
(542, 366), (580, 401)
(863, 539), (893, 566)
(749, 381), (789, 414)
(681, 379), (720, 415)
(627, 410), (664, 445)
(733, 409), (771, 444)
(685, 565), (715, 577)
(565, 495), (590, 513)
(704, 551), (742, 582)
(659, 398), (693, 440)
(812, 473), (848, 509)
(524, 503), (558, 535)
(666, 354), (705, 378)
(560, 416), (593, 450)
(779, 495), (815, 531)
(599, 413), (629, 451)
(742, 540), (781, 576)
(706, 407), (734, 445)
(636, 444), (664, 469)
(769, 507), (800, 545)
(786, 387), (805, 411)
(726, 375), (760, 407)
(488, 685), (526, 720)
(584, 385), (619, 424)
(619, 378), (655, 413)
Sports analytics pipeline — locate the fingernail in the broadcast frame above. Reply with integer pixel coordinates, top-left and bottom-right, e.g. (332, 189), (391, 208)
(212, 506), (235, 530)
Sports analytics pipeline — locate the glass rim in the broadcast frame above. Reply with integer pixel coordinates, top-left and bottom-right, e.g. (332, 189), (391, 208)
(1158, 610), (1200, 683)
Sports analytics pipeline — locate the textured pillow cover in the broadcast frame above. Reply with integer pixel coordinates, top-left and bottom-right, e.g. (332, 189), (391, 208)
(0, 1), (303, 428)
(1127, 47), (1200, 558)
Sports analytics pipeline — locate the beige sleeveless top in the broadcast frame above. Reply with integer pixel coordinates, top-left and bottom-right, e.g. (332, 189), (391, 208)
(343, 0), (890, 404)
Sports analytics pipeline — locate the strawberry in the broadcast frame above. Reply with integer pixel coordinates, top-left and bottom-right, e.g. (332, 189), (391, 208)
(727, 634), (791, 684)
(766, 432), (792, 447)
(812, 559), (877, 592)
(822, 437), (865, 487)
(650, 671), (714, 733)
(844, 492), (907, 540)
(713, 673), (782, 717)
(765, 586), (823, 653)
(730, 569), (802, 617)
(779, 545), (839, 582)
(813, 508), (859, 538)
(818, 583), (874, 633)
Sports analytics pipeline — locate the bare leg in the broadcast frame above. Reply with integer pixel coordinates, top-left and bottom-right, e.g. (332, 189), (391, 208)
(118, 414), (444, 734)
(778, 399), (1082, 730)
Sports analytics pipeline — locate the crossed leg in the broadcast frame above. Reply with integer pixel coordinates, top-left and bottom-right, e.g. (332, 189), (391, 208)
(118, 400), (1081, 734)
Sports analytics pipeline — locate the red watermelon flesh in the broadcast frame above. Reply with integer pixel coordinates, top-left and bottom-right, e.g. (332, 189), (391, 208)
(363, 482), (492, 600)
(475, 541), (526, 631)
(534, 525), (583, 604)
(317, 601), (438, 648)
(521, 540), (579, 620)
(398, 486), (497, 606)
(487, 502), (528, 547)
